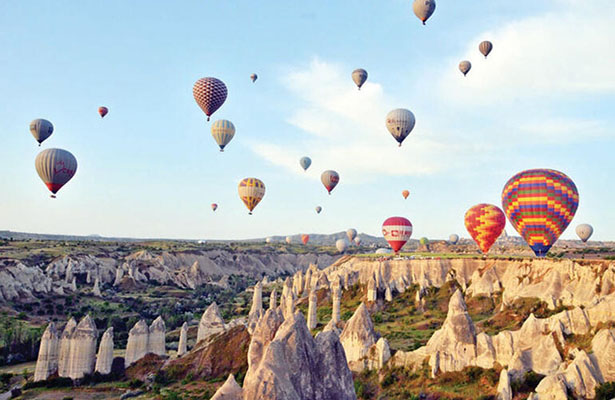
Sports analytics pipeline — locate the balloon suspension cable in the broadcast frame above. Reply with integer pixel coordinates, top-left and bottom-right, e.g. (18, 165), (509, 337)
(249, 212), (253, 215)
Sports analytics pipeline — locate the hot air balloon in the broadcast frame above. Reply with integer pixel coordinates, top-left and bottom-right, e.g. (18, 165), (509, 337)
(250, 73), (258, 83)
(449, 234), (459, 245)
(300, 157), (312, 171)
(211, 120), (235, 151)
(347, 229), (357, 242)
(382, 217), (413, 253)
(266, 237), (272, 244)
(29, 119), (54, 146)
(321, 170), (339, 194)
(419, 237), (429, 246)
(193, 77), (228, 121)
(286, 236), (292, 244)
(576, 224), (593, 243)
(351, 69), (368, 90)
(98, 107), (108, 118)
(211, 203), (218, 212)
(238, 178), (266, 215)
(354, 237), (361, 246)
(459, 61), (472, 76)
(301, 234), (310, 245)
(315, 206), (322, 214)
(413, 0), (436, 25)
(464, 204), (506, 254)
(502, 169), (579, 257)
(336, 239), (348, 253)
(35, 148), (77, 198)
(385, 109), (416, 147)
(479, 41), (493, 58)
(402, 190), (410, 200)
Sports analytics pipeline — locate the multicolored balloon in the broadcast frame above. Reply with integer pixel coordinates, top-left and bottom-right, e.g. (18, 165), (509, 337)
(29, 119), (54, 146)
(211, 203), (218, 212)
(238, 177), (265, 215)
(576, 224), (593, 243)
(501, 169), (579, 257)
(385, 109), (415, 147)
(285, 236), (292, 244)
(382, 216), (413, 253)
(35, 148), (77, 198)
(419, 237), (429, 246)
(449, 234), (459, 245)
(321, 170), (339, 195)
(211, 119), (235, 152)
(301, 234), (310, 245)
(459, 61), (472, 76)
(193, 77), (227, 121)
(413, 0), (436, 25)
(402, 190), (410, 200)
(479, 41), (493, 58)
(354, 237), (361, 246)
(351, 68), (368, 90)
(336, 239), (348, 253)
(346, 228), (357, 242)
(98, 106), (108, 118)
(250, 73), (258, 83)
(315, 206), (322, 214)
(300, 157), (312, 171)
(464, 204), (506, 254)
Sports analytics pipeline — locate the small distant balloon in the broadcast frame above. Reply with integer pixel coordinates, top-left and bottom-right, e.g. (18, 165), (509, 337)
(402, 190), (410, 200)
(382, 217), (413, 253)
(351, 69), (368, 90)
(286, 236), (292, 244)
(98, 106), (108, 118)
(211, 119), (235, 152)
(459, 61), (472, 76)
(449, 234), (459, 245)
(250, 73), (258, 83)
(35, 148), (77, 198)
(211, 203), (218, 212)
(321, 170), (339, 195)
(479, 41), (493, 58)
(386, 109), (416, 147)
(300, 157), (312, 171)
(301, 234), (310, 245)
(419, 237), (429, 246)
(238, 178), (265, 215)
(315, 206), (322, 214)
(193, 77), (228, 121)
(354, 237), (361, 246)
(413, 0), (436, 25)
(576, 224), (593, 243)
(29, 119), (54, 146)
(336, 239), (349, 253)
(346, 229), (357, 242)
(266, 237), (272, 244)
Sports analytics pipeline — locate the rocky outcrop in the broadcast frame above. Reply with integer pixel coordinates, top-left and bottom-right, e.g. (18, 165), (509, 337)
(307, 289), (318, 330)
(0, 260), (53, 301)
(58, 318), (77, 377)
(248, 282), (263, 318)
(148, 316), (166, 357)
(534, 374), (569, 400)
(331, 280), (342, 324)
(211, 374), (243, 400)
(125, 320), (149, 368)
(242, 311), (356, 400)
(269, 289), (277, 310)
(198, 303), (226, 344)
(496, 369), (512, 400)
(92, 277), (102, 297)
(365, 337), (391, 370)
(177, 322), (188, 357)
(95, 327), (114, 375)
(64, 315), (97, 380)
(592, 329), (615, 381)
(34, 322), (59, 381)
(339, 303), (379, 371)
(366, 275), (377, 302)
(280, 277), (295, 320)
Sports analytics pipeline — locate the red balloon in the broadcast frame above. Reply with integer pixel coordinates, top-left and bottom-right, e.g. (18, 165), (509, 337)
(193, 77), (228, 121)
(211, 203), (218, 212)
(464, 204), (506, 254)
(98, 106), (108, 118)
(301, 234), (309, 245)
(382, 216), (413, 253)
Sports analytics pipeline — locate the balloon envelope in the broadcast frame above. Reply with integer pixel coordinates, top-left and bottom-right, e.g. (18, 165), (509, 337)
(336, 239), (348, 253)
(419, 237), (429, 246)
(386, 109), (416, 147)
(321, 170), (339, 194)
(266, 237), (272, 244)
(449, 234), (459, 245)
(211, 203), (218, 212)
(354, 237), (361, 246)
(315, 206), (322, 214)
(382, 216), (413, 253)
(576, 224), (593, 243)
(300, 157), (312, 171)
(464, 204), (506, 254)
(98, 106), (108, 118)
(402, 190), (410, 199)
(286, 236), (292, 244)
(35, 148), (77, 197)
(479, 41), (493, 58)
(413, 0), (436, 25)
(502, 169), (579, 257)
(238, 178), (266, 214)
(211, 119), (235, 151)
(193, 77), (228, 121)
(250, 73), (258, 83)
(301, 234), (310, 245)
(459, 61), (472, 76)
(29, 119), (54, 145)
(346, 229), (357, 242)
(351, 68), (368, 90)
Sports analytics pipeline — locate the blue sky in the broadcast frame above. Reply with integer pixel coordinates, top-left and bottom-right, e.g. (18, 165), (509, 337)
(0, 0), (613, 240)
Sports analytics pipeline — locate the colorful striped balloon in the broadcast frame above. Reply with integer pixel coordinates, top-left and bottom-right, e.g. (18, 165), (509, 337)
(211, 119), (235, 151)
(464, 204), (506, 254)
(301, 234), (309, 245)
(501, 169), (579, 257)
(382, 216), (413, 253)
(238, 178), (265, 215)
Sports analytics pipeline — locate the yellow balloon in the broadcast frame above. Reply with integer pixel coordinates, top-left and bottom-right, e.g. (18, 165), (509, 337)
(238, 178), (265, 214)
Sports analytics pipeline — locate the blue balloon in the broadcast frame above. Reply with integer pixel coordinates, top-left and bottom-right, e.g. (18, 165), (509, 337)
(299, 156), (311, 171)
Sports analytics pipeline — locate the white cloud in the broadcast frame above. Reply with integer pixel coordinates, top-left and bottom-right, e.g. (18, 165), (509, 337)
(519, 118), (606, 143)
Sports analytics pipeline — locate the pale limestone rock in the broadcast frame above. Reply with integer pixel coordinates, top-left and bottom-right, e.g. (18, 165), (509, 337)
(535, 374), (569, 400)
(307, 289), (318, 330)
(322, 319), (341, 335)
(293, 270), (303, 297)
(331, 284), (342, 324)
(313, 271), (330, 291)
(210, 374), (243, 400)
(269, 289), (277, 310)
(366, 275), (377, 302)
(496, 369), (512, 400)
(249, 281), (263, 318)
(197, 302), (226, 343)
(563, 349), (602, 399)
(303, 268), (313, 295)
(339, 303), (378, 371)
(492, 331), (515, 366)
(95, 327), (114, 375)
(113, 267), (124, 286)
(86, 270), (92, 284)
(384, 285), (393, 302)
(475, 332), (496, 369)
(365, 337), (390, 370)
(58, 318), (77, 377)
(177, 322), (188, 357)
(124, 320), (149, 367)
(148, 316), (166, 356)
(92, 277), (102, 297)
(281, 277), (295, 320)
(70, 277), (77, 291)
(34, 322), (60, 381)
(65, 315), (97, 380)
(247, 308), (284, 372)
(592, 329), (615, 381)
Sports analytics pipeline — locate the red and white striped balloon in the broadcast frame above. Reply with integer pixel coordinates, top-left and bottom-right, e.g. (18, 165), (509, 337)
(193, 77), (227, 121)
(382, 216), (413, 253)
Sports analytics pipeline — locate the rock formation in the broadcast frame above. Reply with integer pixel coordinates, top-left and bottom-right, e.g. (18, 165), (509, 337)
(592, 328), (615, 381)
(365, 337), (391, 370)
(58, 318), (77, 377)
(366, 275), (377, 302)
(70, 277), (77, 291)
(64, 315), (97, 380)
(34, 322), (59, 381)
(211, 374), (243, 400)
(280, 277), (295, 320)
(293, 270), (303, 297)
(248, 282), (263, 318)
(198, 303), (226, 343)
(95, 327), (114, 375)
(384, 284), (393, 302)
(331, 279), (342, 324)
(339, 303), (379, 371)
(125, 320), (149, 367)
(303, 268), (313, 295)
(177, 322), (188, 357)
(496, 369), (512, 400)
(269, 289), (277, 310)
(148, 316), (166, 356)
(92, 277), (102, 297)
(307, 289), (318, 330)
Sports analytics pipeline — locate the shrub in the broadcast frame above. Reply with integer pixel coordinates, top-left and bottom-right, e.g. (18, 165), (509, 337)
(596, 381), (615, 400)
